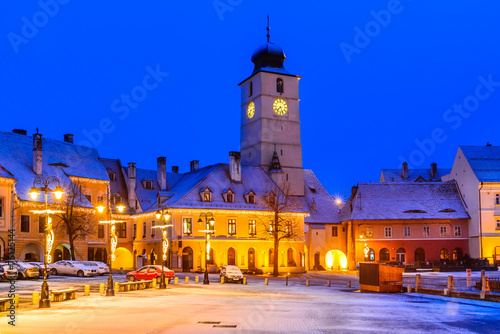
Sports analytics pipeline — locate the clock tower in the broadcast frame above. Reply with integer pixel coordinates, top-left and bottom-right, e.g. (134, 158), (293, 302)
(239, 32), (304, 196)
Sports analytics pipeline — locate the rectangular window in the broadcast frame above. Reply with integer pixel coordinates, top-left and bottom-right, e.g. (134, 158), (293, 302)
(332, 226), (338, 237)
(85, 194), (92, 203)
(21, 215), (30, 233)
(496, 194), (500, 205)
(203, 193), (211, 202)
(404, 226), (411, 237)
(248, 220), (256, 236)
(423, 226), (430, 237)
(248, 195), (255, 204)
(133, 223), (137, 239)
(226, 193), (233, 203)
(454, 226), (461, 237)
(98, 224), (104, 239)
(151, 221), (155, 237)
(39, 216), (46, 233)
(440, 226), (447, 237)
(142, 222), (146, 238)
(269, 220), (274, 234)
(0, 198), (3, 218)
(116, 222), (127, 238)
(183, 218), (192, 235)
(228, 219), (236, 236)
(384, 226), (392, 238)
(365, 226), (373, 237)
(497, 219), (500, 230)
(285, 221), (292, 236)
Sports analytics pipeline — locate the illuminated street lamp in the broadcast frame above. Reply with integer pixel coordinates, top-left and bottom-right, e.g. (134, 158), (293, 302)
(198, 212), (215, 285)
(28, 175), (64, 308)
(153, 206), (172, 289)
(96, 183), (125, 297)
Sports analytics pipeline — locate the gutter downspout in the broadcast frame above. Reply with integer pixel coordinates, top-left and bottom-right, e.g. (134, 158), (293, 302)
(479, 182), (484, 259)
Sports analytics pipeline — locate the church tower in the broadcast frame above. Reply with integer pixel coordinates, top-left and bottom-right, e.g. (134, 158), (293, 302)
(239, 23), (304, 196)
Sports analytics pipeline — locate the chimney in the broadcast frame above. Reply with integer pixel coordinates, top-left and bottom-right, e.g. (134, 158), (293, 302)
(351, 185), (357, 197)
(12, 129), (27, 135)
(157, 157), (167, 191)
(127, 162), (137, 210)
(190, 160), (199, 172)
(32, 131), (43, 175)
(63, 134), (74, 143)
(402, 162), (409, 181)
(229, 151), (241, 182)
(312, 199), (317, 211)
(172, 166), (179, 174)
(430, 162), (438, 180)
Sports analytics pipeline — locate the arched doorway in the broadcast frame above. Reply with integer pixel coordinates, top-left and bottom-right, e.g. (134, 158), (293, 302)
(453, 248), (463, 260)
(325, 250), (347, 270)
(269, 248), (274, 266)
(494, 246), (500, 265)
(396, 248), (406, 264)
(379, 248), (390, 262)
(21, 243), (44, 262)
(415, 248), (425, 262)
(287, 248), (296, 266)
(228, 247), (236, 265)
(314, 252), (320, 269)
(440, 248), (450, 260)
(207, 248), (215, 265)
(114, 247), (133, 269)
(182, 247), (193, 272)
(54, 244), (71, 262)
(248, 248), (255, 268)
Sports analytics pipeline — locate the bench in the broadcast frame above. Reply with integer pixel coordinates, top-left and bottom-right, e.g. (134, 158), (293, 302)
(117, 280), (154, 292)
(0, 297), (13, 312)
(51, 288), (77, 302)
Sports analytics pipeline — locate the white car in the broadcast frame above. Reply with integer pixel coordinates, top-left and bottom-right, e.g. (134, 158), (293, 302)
(220, 265), (244, 283)
(81, 261), (109, 275)
(49, 261), (96, 277)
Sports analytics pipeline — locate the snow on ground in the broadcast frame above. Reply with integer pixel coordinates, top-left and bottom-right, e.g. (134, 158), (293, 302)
(1, 273), (500, 334)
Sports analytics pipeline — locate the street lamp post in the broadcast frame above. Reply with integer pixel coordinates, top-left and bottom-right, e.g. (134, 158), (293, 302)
(28, 175), (64, 309)
(96, 183), (125, 297)
(197, 212), (215, 285)
(154, 206), (172, 289)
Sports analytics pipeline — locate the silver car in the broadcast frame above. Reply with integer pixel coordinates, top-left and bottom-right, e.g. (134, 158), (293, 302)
(49, 260), (96, 277)
(12, 261), (39, 279)
(81, 261), (109, 275)
(0, 263), (18, 281)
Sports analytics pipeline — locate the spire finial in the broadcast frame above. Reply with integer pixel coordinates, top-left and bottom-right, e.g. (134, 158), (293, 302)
(266, 15), (270, 43)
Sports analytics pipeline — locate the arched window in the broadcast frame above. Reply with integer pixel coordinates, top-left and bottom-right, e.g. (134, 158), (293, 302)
(415, 248), (425, 262)
(396, 248), (406, 264)
(440, 248), (450, 260)
(452, 248), (463, 260)
(269, 248), (274, 265)
(228, 247), (236, 265)
(276, 78), (284, 93)
(249, 81), (253, 97)
(379, 248), (390, 262)
(368, 249), (375, 261)
(287, 248), (296, 266)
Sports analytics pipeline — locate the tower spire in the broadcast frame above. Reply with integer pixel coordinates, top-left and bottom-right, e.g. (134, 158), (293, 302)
(266, 15), (270, 43)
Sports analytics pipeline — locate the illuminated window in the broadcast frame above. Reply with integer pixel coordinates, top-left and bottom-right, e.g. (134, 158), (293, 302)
(151, 221), (156, 238)
(98, 225), (104, 239)
(332, 226), (338, 237)
(133, 223), (137, 239)
(269, 221), (274, 234)
(384, 226), (392, 238)
(116, 222), (127, 238)
(276, 78), (284, 93)
(228, 219), (236, 236)
(404, 226), (411, 237)
(142, 222), (147, 238)
(285, 221), (293, 236)
(497, 219), (500, 230)
(369, 249), (375, 261)
(379, 248), (390, 262)
(248, 220), (256, 236)
(183, 218), (192, 235)
(365, 226), (373, 237)
(454, 226), (461, 237)
(440, 226), (447, 237)
(0, 198), (3, 218)
(440, 248), (450, 260)
(423, 226), (430, 237)
(21, 215), (30, 233)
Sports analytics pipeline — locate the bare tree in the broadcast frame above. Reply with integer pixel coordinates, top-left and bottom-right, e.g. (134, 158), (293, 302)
(53, 182), (97, 261)
(257, 181), (303, 277)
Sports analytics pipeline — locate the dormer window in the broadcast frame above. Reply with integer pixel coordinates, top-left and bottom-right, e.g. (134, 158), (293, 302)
(112, 193), (122, 205)
(248, 195), (254, 204)
(199, 186), (213, 202)
(439, 208), (456, 213)
(222, 189), (235, 203)
(276, 78), (284, 93)
(142, 178), (154, 190)
(244, 190), (256, 204)
(227, 193), (234, 203)
(108, 171), (116, 181)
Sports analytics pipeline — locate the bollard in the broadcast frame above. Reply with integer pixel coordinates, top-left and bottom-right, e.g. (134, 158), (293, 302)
(415, 274), (421, 292)
(447, 276), (454, 291)
(306, 280), (309, 287)
(407, 285), (412, 293)
(243, 277), (247, 285)
(99, 283), (105, 293)
(195, 276), (199, 284)
(347, 281), (351, 288)
(482, 276), (490, 293)
(114, 282), (119, 293)
(32, 292), (39, 305)
(175, 277), (178, 285)
(14, 294), (19, 308)
(152, 279), (157, 288)
(185, 277), (189, 284)
(84, 285), (90, 296)
(221, 276), (224, 284)
(265, 278), (268, 285)
(444, 288), (449, 297)
(327, 280), (331, 287)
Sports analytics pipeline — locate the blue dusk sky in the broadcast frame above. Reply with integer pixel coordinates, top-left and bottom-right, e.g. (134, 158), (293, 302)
(2, 1), (500, 197)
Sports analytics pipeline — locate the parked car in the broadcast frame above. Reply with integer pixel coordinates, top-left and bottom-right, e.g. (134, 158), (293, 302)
(0, 263), (18, 281)
(49, 261), (96, 277)
(220, 265), (244, 283)
(12, 261), (39, 279)
(126, 265), (175, 282)
(81, 261), (109, 275)
(28, 262), (50, 278)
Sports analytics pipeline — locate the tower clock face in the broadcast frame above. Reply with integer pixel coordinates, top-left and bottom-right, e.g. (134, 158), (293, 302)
(247, 101), (255, 119)
(273, 98), (288, 115)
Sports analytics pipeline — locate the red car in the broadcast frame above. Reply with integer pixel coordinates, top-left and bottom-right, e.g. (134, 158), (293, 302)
(126, 265), (175, 282)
